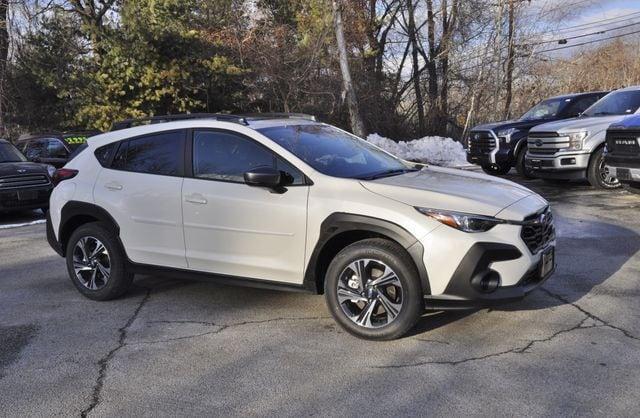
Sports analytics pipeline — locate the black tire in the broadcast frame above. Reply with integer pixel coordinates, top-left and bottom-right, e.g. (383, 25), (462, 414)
(65, 222), (133, 301)
(587, 147), (621, 189)
(324, 238), (423, 340)
(481, 163), (511, 176)
(515, 147), (534, 179)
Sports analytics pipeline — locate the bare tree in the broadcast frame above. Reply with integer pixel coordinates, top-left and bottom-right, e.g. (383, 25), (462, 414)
(332, 0), (366, 137)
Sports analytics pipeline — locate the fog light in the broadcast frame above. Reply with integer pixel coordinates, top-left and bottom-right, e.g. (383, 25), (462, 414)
(471, 271), (501, 293)
(561, 158), (576, 166)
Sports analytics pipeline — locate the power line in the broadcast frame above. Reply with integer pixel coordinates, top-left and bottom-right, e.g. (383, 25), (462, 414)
(536, 27), (640, 53)
(553, 10), (640, 34)
(530, 20), (640, 46)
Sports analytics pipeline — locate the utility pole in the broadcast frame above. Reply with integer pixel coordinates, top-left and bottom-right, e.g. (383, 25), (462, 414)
(503, 0), (515, 119)
(332, 0), (366, 138)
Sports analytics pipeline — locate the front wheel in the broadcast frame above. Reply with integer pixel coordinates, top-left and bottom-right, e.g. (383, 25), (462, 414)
(324, 238), (423, 340)
(482, 163), (511, 176)
(515, 147), (535, 179)
(587, 147), (621, 189)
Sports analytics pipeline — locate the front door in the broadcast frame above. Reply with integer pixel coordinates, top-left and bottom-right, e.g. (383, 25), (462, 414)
(182, 129), (309, 284)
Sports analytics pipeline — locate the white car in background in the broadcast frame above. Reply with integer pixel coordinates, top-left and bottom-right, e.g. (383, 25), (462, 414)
(46, 114), (556, 340)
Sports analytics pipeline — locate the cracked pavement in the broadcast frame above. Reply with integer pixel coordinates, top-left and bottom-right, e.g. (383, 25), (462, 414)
(1, 175), (640, 416)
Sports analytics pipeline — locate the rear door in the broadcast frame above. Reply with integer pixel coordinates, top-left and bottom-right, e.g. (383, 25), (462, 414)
(93, 130), (188, 268)
(181, 129), (309, 284)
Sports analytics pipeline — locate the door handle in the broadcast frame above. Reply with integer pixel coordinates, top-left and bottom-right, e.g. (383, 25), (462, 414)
(185, 194), (207, 205)
(105, 182), (123, 191)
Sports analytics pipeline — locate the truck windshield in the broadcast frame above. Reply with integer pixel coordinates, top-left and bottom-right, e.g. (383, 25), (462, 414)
(582, 90), (640, 117)
(258, 124), (416, 179)
(0, 142), (27, 163)
(519, 98), (568, 121)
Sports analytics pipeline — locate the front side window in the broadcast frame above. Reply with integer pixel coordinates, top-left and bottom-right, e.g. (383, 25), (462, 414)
(111, 131), (185, 176)
(519, 98), (568, 121)
(46, 139), (68, 158)
(193, 130), (305, 184)
(582, 90), (640, 117)
(258, 124), (414, 179)
(563, 95), (600, 117)
(0, 143), (27, 163)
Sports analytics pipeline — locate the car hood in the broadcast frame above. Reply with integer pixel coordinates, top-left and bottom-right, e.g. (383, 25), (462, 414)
(530, 115), (627, 134)
(360, 166), (536, 218)
(473, 118), (557, 133)
(0, 161), (48, 177)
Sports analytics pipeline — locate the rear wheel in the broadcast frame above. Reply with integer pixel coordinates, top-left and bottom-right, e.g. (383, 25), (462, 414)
(587, 147), (621, 189)
(482, 163), (511, 176)
(515, 147), (534, 179)
(65, 222), (133, 301)
(324, 238), (423, 340)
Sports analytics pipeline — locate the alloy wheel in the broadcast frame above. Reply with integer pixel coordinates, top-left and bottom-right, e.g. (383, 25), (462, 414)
(337, 258), (403, 328)
(598, 156), (619, 187)
(72, 236), (111, 290)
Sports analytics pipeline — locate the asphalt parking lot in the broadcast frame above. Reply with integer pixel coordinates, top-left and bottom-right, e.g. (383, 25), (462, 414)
(1, 174), (639, 417)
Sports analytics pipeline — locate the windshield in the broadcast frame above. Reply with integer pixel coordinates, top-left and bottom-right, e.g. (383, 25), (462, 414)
(258, 124), (415, 179)
(582, 90), (640, 117)
(519, 98), (568, 121)
(0, 142), (27, 163)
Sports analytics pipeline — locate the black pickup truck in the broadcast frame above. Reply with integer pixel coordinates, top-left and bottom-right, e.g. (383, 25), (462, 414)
(467, 91), (608, 177)
(604, 115), (640, 193)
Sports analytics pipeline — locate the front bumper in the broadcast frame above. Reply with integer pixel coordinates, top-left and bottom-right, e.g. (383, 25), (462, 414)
(0, 186), (52, 212)
(467, 147), (513, 166)
(605, 154), (640, 185)
(525, 152), (590, 179)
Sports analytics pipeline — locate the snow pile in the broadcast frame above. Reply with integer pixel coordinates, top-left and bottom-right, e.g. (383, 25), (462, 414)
(366, 134), (468, 167)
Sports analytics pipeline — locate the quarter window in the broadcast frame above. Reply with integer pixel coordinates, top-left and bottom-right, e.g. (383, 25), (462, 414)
(111, 131), (185, 176)
(192, 130), (304, 184)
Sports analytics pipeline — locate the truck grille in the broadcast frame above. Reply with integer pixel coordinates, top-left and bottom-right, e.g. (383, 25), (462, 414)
(0, 174), (51, 190)
(468, 131), (496, 156)
(520, 208), (555, 254)
(527, 132), (566, 156)
(606, 130), (640, 156)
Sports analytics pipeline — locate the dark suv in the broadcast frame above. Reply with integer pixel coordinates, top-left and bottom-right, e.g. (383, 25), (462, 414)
(17, 131), (100, 168)
(604, 115), (640, 192)
(0, 139), (53, 213)
(467, 91), (608, 177)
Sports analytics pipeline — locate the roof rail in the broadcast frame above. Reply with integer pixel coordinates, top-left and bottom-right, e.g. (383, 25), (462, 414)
(240, 113), (317, 122)
(109, 113), (249, 131)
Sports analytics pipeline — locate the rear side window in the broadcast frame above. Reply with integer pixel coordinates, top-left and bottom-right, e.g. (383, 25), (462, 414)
(110, 130), (185, 176)
(192, 130), (305, 184)
(94, 142), (118, 166)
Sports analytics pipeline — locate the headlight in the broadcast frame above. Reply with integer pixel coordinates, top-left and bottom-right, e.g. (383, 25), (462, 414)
(495, 128), (518, 143)
(46, 165), (56, 177)
(560, 131), (588, 151)
(416, 208), (506, 233)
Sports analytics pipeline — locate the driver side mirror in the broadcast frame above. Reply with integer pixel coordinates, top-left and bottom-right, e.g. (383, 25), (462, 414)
(244, 167), (288, 193)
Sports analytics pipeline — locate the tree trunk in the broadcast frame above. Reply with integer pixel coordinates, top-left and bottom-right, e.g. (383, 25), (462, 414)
(425, 0), (439, 134)
(0, 0), (8, 137)
(503, 0), (515, 120)
(406, 0), (425, 136)
(332, 0), (366, 138)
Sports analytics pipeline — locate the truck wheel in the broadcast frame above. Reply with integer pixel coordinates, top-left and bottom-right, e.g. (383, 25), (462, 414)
(515, 147), (534, 179)
(324, 238), (423, 340)
(587, 147), (621, 190)
(482, 163), (511, 175)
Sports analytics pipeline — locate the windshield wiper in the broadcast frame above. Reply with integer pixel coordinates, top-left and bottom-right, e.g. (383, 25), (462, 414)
(359, 168), (419, 180)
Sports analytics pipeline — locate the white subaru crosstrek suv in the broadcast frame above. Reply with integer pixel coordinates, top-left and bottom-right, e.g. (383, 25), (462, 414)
(46, 114), (556, 340)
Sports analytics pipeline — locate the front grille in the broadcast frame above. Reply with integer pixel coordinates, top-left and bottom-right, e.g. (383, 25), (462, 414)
(606, 130), (640, 156)
(468, 131), (496, 156)
(0, 174), (51, 190)
(520, 208), (555, 254)
(528, 131), (566, 156)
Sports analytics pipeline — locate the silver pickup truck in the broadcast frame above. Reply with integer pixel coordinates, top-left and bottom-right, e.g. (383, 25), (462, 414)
(526, 86), (640, 189)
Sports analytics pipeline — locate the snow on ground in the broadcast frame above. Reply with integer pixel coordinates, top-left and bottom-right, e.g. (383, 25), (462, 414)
(366, 133), (468, 167)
